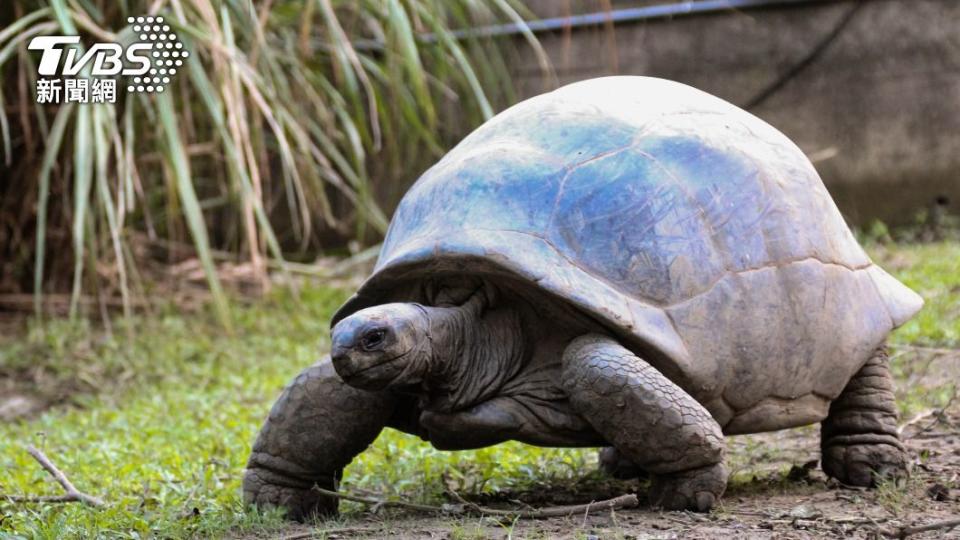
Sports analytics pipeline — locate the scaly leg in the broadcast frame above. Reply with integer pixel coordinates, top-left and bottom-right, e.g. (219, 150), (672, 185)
(821, 345), (908, 486)
(562, 334), (727, 511)
(243, 357), (395, 520)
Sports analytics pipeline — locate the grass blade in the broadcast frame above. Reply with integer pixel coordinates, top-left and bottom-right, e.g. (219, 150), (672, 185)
(0, 8), (51, 46)
(414, 3), (494, 120)
(93, 105), (130, 318)
(0, 90), (9, 166)
(68, 104), (93, 320)
(33, 103), (75, 316)
(156, 90), (232, 331)
(49, 0), (78, 35)
(489, 0), (554, 87)
(386, 0), (436, 127)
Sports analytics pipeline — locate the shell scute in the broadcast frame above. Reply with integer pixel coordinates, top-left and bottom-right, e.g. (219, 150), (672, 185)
(548, 145), (727, 305)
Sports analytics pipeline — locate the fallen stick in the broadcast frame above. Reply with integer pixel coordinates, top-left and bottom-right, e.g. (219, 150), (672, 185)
(893, 344), (960, 356)
(897, 409), (938, 436)
(280, 527), (380, 540)
(313, 486), (638, 519)
(1, 446), (104, 507)
(2, 494), (81, 503)
(880, 517), (960, 539)
(446, 489), (639, 519)
(902, 389), (958, 439)
(313, 486), (452, 514)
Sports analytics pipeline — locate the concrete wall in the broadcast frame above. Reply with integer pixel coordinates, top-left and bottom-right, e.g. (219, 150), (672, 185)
(508, 0), (960, 226)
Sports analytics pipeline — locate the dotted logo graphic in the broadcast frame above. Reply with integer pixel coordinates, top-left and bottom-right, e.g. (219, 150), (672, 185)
(125, 16), (189, 94)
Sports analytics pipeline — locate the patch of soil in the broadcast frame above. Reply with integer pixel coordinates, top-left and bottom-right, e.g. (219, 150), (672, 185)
(0, 321), (90, 422)
(0, 367), (86, 422)
(0, 393), (45, 421)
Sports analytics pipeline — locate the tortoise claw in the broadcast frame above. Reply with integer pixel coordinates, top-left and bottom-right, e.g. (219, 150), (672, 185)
(821, 442), (909, 487)
(649, 462), (728, 512)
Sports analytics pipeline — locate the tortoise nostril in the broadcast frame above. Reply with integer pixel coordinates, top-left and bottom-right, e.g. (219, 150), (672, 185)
(331, 351), (350, 369)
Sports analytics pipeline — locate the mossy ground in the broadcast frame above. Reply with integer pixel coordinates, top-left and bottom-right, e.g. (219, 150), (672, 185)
(1, 240), (958, 539)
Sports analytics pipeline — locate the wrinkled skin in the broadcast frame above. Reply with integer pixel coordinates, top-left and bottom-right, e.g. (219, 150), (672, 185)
(243, 281), (908, 519)
(242, 360), (395, 520)
(821, 346), (908, 486)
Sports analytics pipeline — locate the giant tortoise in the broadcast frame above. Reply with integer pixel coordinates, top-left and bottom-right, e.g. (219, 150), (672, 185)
(244, 76), (923, 519)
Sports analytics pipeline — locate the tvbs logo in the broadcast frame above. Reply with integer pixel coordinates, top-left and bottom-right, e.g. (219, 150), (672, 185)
(28, 16), (189, 104)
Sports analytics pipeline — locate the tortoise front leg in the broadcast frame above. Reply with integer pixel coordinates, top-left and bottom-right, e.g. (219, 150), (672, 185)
(562, 335), (727, 512)
(243, 357), (395, 520)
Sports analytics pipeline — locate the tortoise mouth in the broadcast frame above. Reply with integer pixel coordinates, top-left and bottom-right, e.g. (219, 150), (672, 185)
(332, 349), (413, 390)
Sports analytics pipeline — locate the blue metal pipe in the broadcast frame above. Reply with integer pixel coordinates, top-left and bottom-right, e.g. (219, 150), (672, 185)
(352, 0), (832, 50)
(438, 0), (830, 41)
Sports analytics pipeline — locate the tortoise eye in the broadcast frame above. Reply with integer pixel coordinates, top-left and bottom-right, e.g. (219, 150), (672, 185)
(360, 328), (387, 351)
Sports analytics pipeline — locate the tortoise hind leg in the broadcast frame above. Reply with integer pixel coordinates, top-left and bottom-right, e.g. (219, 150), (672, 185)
(563, 334), (727, 512)
(821, 345), (908, 486)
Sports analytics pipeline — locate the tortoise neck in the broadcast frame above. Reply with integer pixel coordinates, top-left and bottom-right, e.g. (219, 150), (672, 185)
(421, 287), (526, 412)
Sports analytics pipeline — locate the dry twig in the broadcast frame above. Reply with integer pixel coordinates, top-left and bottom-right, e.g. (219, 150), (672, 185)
(894, 344), (960, 357)
(445, 489), (638, 519)
(879, 517), (960, 539)
(280, 527), (380, 540)
(1, 446), (104, 507)
(898, 409), (940, 436)
(900, 387), (958, 438)
(313, 486), (638, 519)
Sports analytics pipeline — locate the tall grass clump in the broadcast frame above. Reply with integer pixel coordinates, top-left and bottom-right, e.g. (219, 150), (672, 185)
(0, 0), (545, 326)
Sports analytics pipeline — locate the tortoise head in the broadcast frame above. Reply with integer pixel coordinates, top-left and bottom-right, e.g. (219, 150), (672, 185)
(330, 286), (528, 411)
(330, 302), (437, 391)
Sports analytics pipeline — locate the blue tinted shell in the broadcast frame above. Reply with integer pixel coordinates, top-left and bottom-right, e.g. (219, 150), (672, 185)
(333, 77), (922, 432)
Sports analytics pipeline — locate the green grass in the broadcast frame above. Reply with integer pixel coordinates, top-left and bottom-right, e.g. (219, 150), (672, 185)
(872, 241), (960, 347)
(1, 239), (958, 538)
(0, 287), (589, 538)
(870, 241), (960, 419)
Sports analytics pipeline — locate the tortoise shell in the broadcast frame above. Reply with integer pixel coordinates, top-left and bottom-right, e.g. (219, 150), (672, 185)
(332, 77), (922, 434)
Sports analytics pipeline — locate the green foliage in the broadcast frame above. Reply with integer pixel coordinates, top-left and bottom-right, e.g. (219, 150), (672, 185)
(1, 239), (957, 537)
(873, 474), (927, 518)
(0, 284), (591, 537)
(864, 241), (959, 422)
(874, 242), (960, 347)
(0, 286), (347, 537)
(448, 522), (489, 540)
(0, 0), (531, 325)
